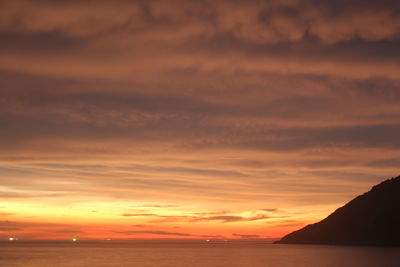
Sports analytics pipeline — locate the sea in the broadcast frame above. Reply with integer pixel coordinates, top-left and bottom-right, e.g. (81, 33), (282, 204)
(0, 240), (399, 267)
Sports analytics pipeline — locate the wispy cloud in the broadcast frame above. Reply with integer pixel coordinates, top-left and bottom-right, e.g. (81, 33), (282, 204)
(55, 230), (82, 234)
(121, 212), (271, 223)
(113, 230), (226, 239)
(191, 215), (270, 223)
(122, 213), (157, 217)
(0, 212), (13, 216)
(113, 230), (194, 237)
(232, 233), (260, 238)
(139, 204), (180, 208)
(260, 209), (278, 213)
(0, 227), (21, 231)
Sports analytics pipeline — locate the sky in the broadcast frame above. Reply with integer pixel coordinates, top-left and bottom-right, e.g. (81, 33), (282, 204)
(1, 0), (400, 241)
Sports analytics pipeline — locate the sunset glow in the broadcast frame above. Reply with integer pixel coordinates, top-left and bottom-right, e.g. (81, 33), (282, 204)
(1, 0), (400, 241)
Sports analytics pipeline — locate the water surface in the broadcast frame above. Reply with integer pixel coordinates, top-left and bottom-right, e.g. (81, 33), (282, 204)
(1, 240), (399, 267)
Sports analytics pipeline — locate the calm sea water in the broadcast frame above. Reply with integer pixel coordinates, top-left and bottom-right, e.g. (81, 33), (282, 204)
(0, 240), (399, 267)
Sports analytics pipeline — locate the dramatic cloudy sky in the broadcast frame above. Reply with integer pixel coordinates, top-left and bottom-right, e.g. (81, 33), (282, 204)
(1, 0), (400, 240)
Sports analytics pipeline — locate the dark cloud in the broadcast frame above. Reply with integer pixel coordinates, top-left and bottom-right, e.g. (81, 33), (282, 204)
(0, 1), (399, 81)
(0, 29), (84, 53)
(1, 0), (399, 44)
(2, 91), (400, 157)
(366, 158), (400, 168)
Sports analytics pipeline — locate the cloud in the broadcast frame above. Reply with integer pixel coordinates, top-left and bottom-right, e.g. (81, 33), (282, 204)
(198, 234), (226, 238)
(2, 76), (400, 160)
(275, 221), (306, 228)
(122, 213), (159, 217)
(113, 230), (193, 237)
(113, 230), (226, 238)
(260, 209), (278, 213)
(0, 220), (86, 236)
(55, 230), (82, 234)
(139, 204), (179, 208)
(132, 224), (148, 228)
(1, 0), (399, 44)
(366, 158), (400, 168)
(0, 1), (400, 80)
(0, 212), (13, 216)
(121, 212), (271, 223)
(193, 211), (229, 216)
(0, 227), (21, 231)
(191, 215), (270, 223)
(232, 233), (260, 238)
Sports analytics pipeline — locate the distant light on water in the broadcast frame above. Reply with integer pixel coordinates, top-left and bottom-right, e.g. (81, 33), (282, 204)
(72, 238), (78, 242)
(8, 237), (14, 241)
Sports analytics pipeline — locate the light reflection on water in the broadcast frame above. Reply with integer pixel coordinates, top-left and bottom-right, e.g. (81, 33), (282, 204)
(0, 240), (399, 267)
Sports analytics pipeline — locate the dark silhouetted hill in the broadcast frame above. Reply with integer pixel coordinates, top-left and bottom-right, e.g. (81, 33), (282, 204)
(275, 176), (400, 246)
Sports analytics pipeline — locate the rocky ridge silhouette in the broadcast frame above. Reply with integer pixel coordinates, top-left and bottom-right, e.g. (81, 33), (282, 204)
(276, 176), (400, 246)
